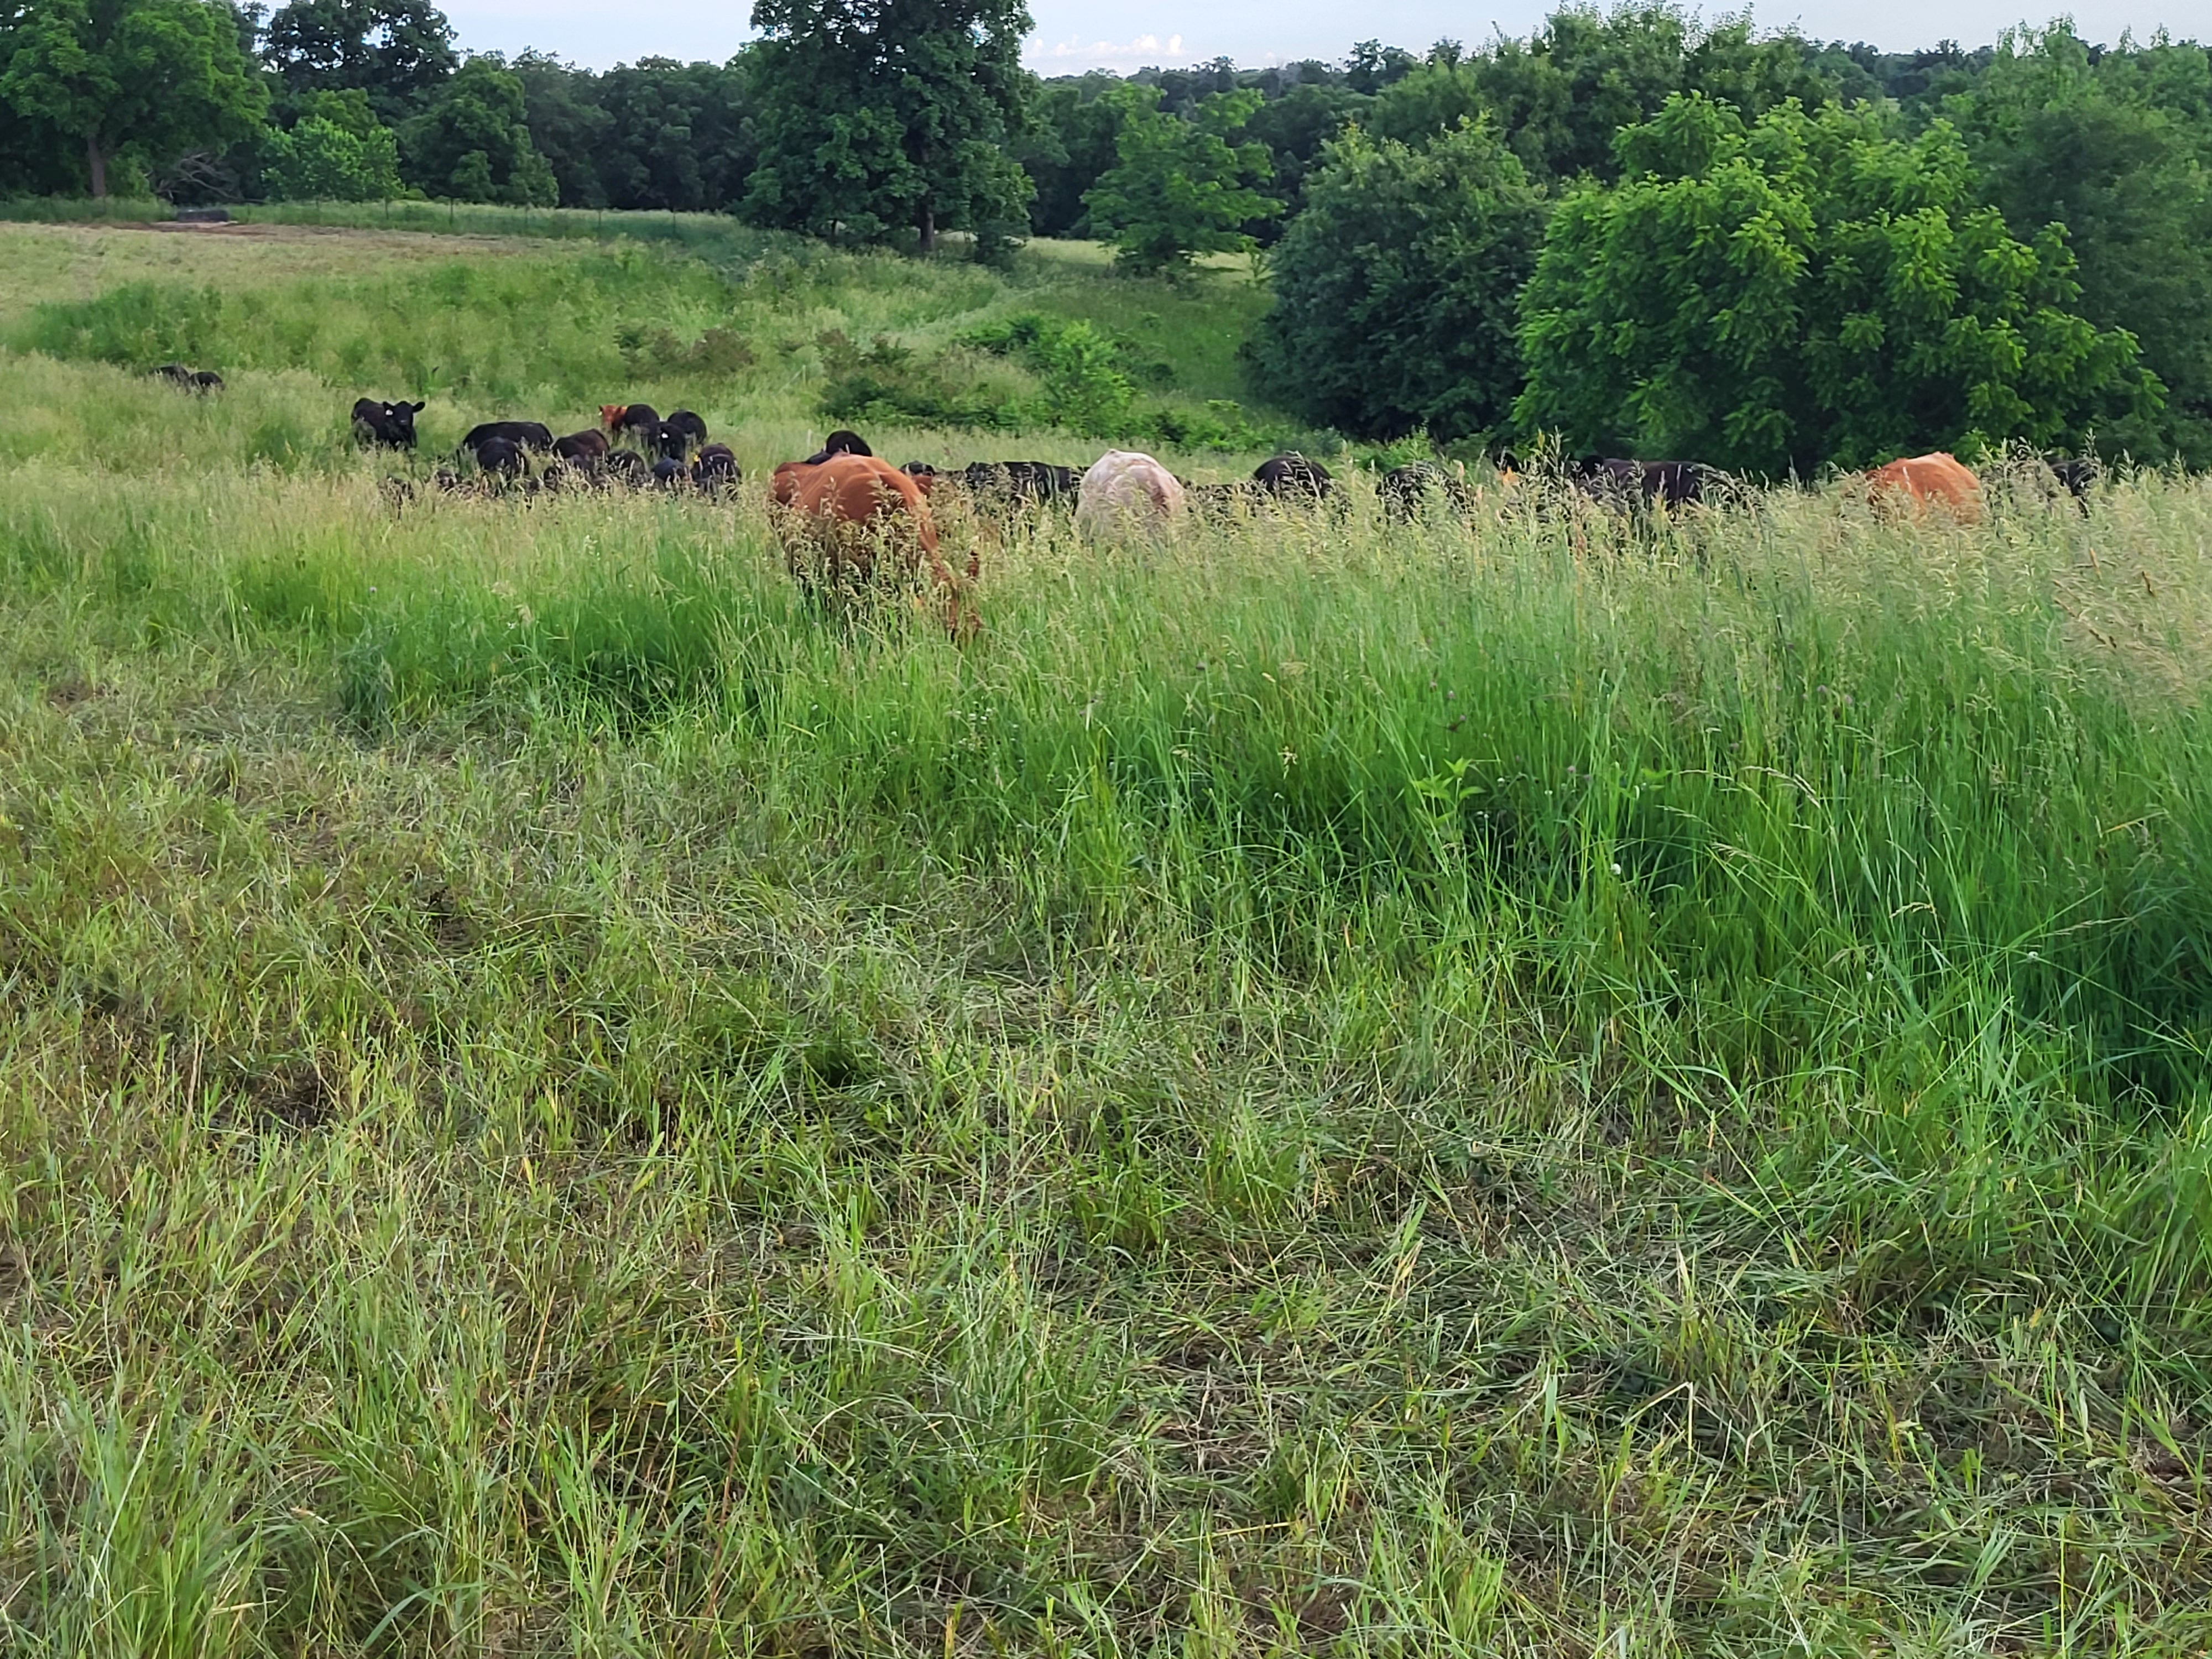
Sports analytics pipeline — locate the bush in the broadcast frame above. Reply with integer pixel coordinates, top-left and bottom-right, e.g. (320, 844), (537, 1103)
(1246, 120), (1547, 444)
(264, 116), (404, 203)
(818, 336), (1019, 431)
(1515, 93), (2162, 475)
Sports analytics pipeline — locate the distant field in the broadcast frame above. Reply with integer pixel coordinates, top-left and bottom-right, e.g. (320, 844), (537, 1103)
(2, 214), (2211, 1657)
(0, 215), (1284, 475)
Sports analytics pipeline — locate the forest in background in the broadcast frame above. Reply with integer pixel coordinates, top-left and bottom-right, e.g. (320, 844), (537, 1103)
(3, 2), (2208, 465)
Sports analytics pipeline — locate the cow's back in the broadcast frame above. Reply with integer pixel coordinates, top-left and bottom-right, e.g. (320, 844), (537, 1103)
(1077, 451), (1185, 536)
(1867, 452), (1983, 523)
(773, 456), (937, 552)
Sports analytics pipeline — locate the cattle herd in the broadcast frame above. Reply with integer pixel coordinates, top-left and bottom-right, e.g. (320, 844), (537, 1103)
(338, 385), (2104, 639)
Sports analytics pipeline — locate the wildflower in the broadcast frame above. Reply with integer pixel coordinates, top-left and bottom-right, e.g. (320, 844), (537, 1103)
(1610, 862), (1622, 875)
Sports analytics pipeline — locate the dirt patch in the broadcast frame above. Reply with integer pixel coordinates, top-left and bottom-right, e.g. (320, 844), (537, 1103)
(234, 1061), (338, 1133)
(107, 219), (542, 255)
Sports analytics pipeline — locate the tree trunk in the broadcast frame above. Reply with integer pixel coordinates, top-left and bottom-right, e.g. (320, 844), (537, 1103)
(86, 134), (107, 200)
(917, 200), (936, 257)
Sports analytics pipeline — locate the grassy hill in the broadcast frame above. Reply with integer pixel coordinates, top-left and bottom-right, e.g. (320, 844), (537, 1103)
(0, 211), (1290, 479)
(2, 213), (2210, 1656)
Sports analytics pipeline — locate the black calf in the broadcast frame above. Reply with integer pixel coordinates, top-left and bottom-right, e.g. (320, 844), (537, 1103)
(352, 398), (425, 448)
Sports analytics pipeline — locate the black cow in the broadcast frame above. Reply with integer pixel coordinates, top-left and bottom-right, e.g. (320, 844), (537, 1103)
(654, 409), (709, 458)
(1381, 462), (1474, 520)
(352, 398), (425, 448)
(2047, 455), (2100, 509)
(473, 436), (527, 481)
(692, 444), (740, 490)
(1569, 457), (1717, 510)
(1253, 453), (1333, 499)
(554, 429), (610, 463)
(928, 460), (1080, 504)
(605, 450), (647, 485)
(601, 404), (661, 447)
(461, 420), (554, 456)
(649, 456), (690, 488)
(191, 371), (223, 393)
(153, 362), (194, 387)
(1184, 479), (1261, 510)
(802, 429), (873, 465)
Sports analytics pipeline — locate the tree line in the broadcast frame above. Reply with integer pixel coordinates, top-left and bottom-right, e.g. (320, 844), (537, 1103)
(1, 1), (2206, 467)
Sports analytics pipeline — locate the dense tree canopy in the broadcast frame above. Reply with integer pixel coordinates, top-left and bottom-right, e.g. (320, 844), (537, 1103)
(1083, 85), (1279, 272)
(1249, 120), (1545, 441)
(259, 0), (451, 125)
(1516, 94), (2159, 475)
(1, 0), (265, 195)
(743, 0), (1033, 253)
(1944, 27), (2212, 464)
(399, 53), (553, 205)
(262, 83), (399, 197)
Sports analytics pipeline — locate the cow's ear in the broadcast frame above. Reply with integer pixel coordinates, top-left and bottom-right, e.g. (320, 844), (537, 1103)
(409, 401), (427, 413)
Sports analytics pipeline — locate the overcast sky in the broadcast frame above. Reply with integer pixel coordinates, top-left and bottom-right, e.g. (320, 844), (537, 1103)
(438, 3), (2198, 74)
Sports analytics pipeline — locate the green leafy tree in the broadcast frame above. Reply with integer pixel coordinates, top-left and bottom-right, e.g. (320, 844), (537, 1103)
(0, 0), (267, 196)
(1082, 85), (1280, 273)
(509, 49), (612, 207)
(1370, 8), (1839, 184)
(260, 0), (454, 126)
(263, 86), (402, 198)
(1945, 27), (2212, 464)
(1516, 93), (2159, 475)
(743, 0), (1034, 255)
(400, 54), (555, 205)
(1248, 119), (1546, 441)
(1241, 78), (1371, 225)
(1014, 72), (1125, 237)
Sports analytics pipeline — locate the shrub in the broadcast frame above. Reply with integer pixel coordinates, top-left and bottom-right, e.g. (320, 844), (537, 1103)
(1247, 119), (1547, 444)
(264, 116), (404, 203)
(1515, 93), (2161, 474)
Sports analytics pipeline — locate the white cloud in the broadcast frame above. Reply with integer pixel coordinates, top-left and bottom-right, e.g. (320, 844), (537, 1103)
(1025, 32), (1198, 71)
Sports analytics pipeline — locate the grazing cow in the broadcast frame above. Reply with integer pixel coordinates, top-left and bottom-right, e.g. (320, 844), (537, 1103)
(802, 429), (874, 465)
(1381, 462), (1475, 520)
(652, 409), (709, 459)
(604, 450), (647, 485)
(1077, 451), (1185, 538)
(460, 420), (554, 456)
(771, 453), (974, 637)
(554, 429), (610, 463)
(692, 444), (740, 491)
(1866, 452), (1984, 524)
(191, 370), (223, 393)
(352, 398), (425, 448)
(910, 460), (1080, 508)
(1567, 456), (1718, 510)
(1253, 453), (1333, 499)
(971, 461), (1080, 503)
(153, 362), (194, 386)
(2047, 455), (2100, 509)
(473, 436), (527, 481)
(649, 456), (690, 488)
(601, 404), (662, 447)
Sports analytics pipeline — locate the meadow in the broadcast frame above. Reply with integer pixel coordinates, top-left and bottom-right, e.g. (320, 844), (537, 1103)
(1, 214), (2210, 1657)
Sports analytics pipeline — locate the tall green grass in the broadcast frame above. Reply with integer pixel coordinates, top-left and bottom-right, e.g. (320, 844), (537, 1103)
(1, 214), (1287, 453)
(5, 230), (2212, 1655)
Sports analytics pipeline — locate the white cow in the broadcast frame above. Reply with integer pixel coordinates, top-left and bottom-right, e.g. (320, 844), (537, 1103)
(1076, 450), (1185, 538)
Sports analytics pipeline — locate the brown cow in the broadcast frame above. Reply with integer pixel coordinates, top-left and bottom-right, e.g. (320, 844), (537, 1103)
(1866, 452), (1984, 524)
(770, 453), (976, 639)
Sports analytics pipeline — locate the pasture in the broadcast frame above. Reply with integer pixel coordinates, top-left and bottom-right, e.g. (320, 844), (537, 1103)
(2, 215), (2211, 1657)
